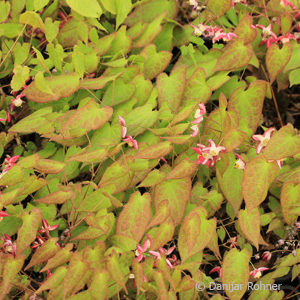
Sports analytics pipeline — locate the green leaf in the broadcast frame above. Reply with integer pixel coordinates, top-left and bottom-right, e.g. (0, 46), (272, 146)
(243, 157), (279, 210)
(0, 1), (10, 23)
(72, 49), (85, 79)
(281, 182), (300, 225)
(238, 208), (261, 249)
(35, 189), (74, 204)
(125, 0), (177, 26)
(66, 0), (102, 18)
(289, 68), (300, 86)
(16, 207), (42, 255)
(216, 153), (244, 214)
(36, 266), (67, 294)
(228, 80), (266, 136)
(165, 158), (197, 180)
(13, 42), (30, 65)
(183, 67), (211, 104)
(157, 66), (186, 113)
(106, 250), (128, 294)
(25, 238), (60, 270)
(222, 248), (250, 300)
(89, 270), (110, 300)
(115, 0), (132, 30)
(136, 142), (173, 159)
(45, 17), (59, 43)
(233, 15), (257, 44)
(1, 255), (25, 297)
(35, 71), (55, 95)
(147, 199), (170, 229)
(62, 254), (89, 298)
(11, 65), (29, 92)
(19, 11), (45, 32)
(154, 177), (191, 226)
(23, 73), (80, 103)
(102, 78), (135, 106)
(116, 191), (151, 242)
(34, 0), (50, 11)
(213, 41), (253, 72)
(34, 159), (66, 174)
(138, 169), (166, 187)
(141, 44), (173, 80)
(178, 206), (216, 262)
(262, 124), (300, 160)
(125, 104), (158, 136)
(266, 42), (292, 83)
(222, 129), (248, 152)
(207, 0), (231, 18)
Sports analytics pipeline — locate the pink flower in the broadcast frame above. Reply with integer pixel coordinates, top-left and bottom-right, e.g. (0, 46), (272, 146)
(250, 267), (269, 279)
(0, 211), (9, 217)
(280, 0), (296, 9)
(256, 24), (277, 48)
(252, 127), (275, 154)
(38, 219), (59, 238)
(212, 32), (238, 43)
(193, 139), (226, 168)
(3, 155), (20, 173)
(191, 24), (208, 36)
(209, 266), (222, 277)
(149, 246), (178, 269)
(118, 115), (127, 138)
(261, 251), (272, 262)
(234, 153), (246, 170)
(190, 125), (199, 137)
(1, 234), (17, 257)
(123, 136), (138, 149)
(192, 103), (206, 124)
(135, 234), (152, 262)
(277, 33), (296, 44)
(31, 235), (46, 249)
(276, 159), (284, 169)
(46, 269), (52, 278)
(10, 94), (24, 111)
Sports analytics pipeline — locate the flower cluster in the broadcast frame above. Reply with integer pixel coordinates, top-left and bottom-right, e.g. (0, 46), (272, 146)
(191, 24), (238, 43)
(193, 139), (226, 168)
(0, 234), (17, 258)
(135, 235), (179, 269)
(191, 103), (206, 137)
(31, 218), (59, 249)
(118, 116), (138, 149)
(254, 24), (296, 48)
(209, 266), (269, 279)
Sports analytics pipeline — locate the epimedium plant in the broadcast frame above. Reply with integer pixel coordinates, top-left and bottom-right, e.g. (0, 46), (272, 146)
(0, 0), (299, 299)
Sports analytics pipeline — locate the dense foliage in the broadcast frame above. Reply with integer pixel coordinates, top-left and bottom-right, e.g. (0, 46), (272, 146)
(0, 0), (299, 299)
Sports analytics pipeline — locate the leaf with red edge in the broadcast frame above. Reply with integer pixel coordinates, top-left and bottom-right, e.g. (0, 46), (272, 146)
(89, 269), (110, 300)
(281, 182), (300, 225)
(0, 255), (25, 297)
(222, 248), (250, 300)
(238, 208), (261, 250)
(79, 72), (122, 90)
(206, 0), (231, 18)
(141, 44), (173, 80)
(150, 219), (175, 250)
(157, 65), (186, 112)
(165, 158), (197, 180)
(106, 250), (128, 294)
(154, 177), (191, 226)
(136, 142), (173, 159)
(222, 129), (248, 152)
(40, 243), (73, 272)
(25, 238), (60, 270)
(16, 208), (42, 255)
(234, 15), (257, 44)
(35, 188), (75, 204)
(262, 124), (300, 160)
(213, 41), (253, 72)
(183, 67), (211, 104)
(228, 80), (266, 136)
(62, 253), (89, 298)
(34, 159), (66, 174)
(147, 199), (170, 229)
(23, 73), (80, 102)
(61, 99), (113, 138)
(266, 42), (292, 84)
(116, 191), (151, 242)
(132, 258), (144, 295)
(243, 157), (279, 210)
(178, 207), (216, 262)
(36, 266), (67, 294)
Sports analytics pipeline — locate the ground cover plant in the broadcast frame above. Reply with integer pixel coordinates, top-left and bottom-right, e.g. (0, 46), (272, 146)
(0, 0), (299, 299)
